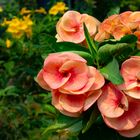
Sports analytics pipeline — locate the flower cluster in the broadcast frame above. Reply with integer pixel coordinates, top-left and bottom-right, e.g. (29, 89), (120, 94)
(2, 15), (33, 39)
(95, 11), (140, 48)
(36, 10), (140, 138)
(49, 2), (68, 15)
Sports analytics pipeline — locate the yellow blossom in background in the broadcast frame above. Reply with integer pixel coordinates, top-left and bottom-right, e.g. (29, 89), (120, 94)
(2, 16), (33, 39)
(49, 2), (68, 15)
(1, 18), (11, 26)
(0, 6), (3, 12)
(6, 39), (11, 48)
(35, 7), (47, 14)
(23, 15), (33, 38)
(20, 7), (31, 15)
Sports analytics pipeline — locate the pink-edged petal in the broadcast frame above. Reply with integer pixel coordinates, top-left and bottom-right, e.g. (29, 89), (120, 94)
(112, 25), (131, 40)
(52, 90), (81, 117)
(43, 53), (70, 89)
(59, 60), (88, 75)
(60, 61), (88, 91)
(81, 14), (100, 36)
(95, 31), (110, 42)
(36, 69), (51, 90)
(44, 52), (86, 66)
(100, 14), (119, 33)
(98, 83), (128, 118)
(89, 66), (105, 90)
(59, 94), (85, 113)
(129, 11), (140, 22)
(121, 56), (140, 79)
(119, 11), (132, 26)
(52, 90), (63, 111)
(84, 89), (102, 111)
(43, 52), (87, 89)
(60, 10), (81, 32)
(58, 52), (87, 63)
(103, 99), (140, 131)
(124, 87), (140, 99)
(57, 27), (85, 43)
(43, 69), (71, 89)
(55, 34), (63, 42)
(62, 72), (88, 91)
(118, 122), (140, 137)
(56, 11), (85, 43)
(120, 56), (140, 90)
(59, 77), (95, 95)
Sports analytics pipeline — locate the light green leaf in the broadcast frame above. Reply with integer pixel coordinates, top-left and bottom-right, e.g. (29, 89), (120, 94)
(98, 43), (132, 64)
(83, 23), (98, 57)
(42, 114), (82, 135)
(100, 58), (124, 85)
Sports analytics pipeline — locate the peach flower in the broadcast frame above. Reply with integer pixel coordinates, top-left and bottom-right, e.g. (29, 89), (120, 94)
(98, 83), (140, 137)
(95, 11), (140, 46)
(56, 10), (100, 44)
(36, 52), (105, 117)
(118, 56), (140, 99)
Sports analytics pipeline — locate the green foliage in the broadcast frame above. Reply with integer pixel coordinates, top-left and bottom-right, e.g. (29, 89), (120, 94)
(100, 58), (124, 85)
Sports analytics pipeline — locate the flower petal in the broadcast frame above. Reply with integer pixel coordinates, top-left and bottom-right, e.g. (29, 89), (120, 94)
(103, 98), (140, 130)
(124, 87), (140, 99)
(98, 83), (128, 118)
(60, 60), (88, 91)
(84, 89), (102, 111)
(118, 122), (140, 137)
(52, 90), (81, 117)
(89, 66), (105, 90)
(36, 69), (51, 90)
(59, 94), (85, 113)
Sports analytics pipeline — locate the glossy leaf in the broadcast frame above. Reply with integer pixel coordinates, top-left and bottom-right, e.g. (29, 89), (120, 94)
(98, 43), (132, 64)
(43, 114), (82, 135)
(82, 106), (99, 133)
(83, 23), (98, 58)
(100, 58), (124, 85)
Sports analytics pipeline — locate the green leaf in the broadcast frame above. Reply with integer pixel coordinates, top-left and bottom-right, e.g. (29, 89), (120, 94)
(42, 114), (82, 135)
(41, 42), (93, 65)
(4, 61), (15, 76)
(107, 6), (120, 17)
(43, 104), (57, 115)
(54, 42), (89, 52)
(98, 43), (132, 64)
(119, 34), (137, 43)
(83, 23), (98, 57)
(100, 58), (124, 85)
(82, 106), (99, 133)
(134, 50), (140, 56)
(99, 34), (137, 46)
(38, 33), (56, 54)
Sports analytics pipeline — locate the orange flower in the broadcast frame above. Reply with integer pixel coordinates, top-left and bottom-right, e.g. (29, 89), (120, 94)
(95, 11), (140, 49)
